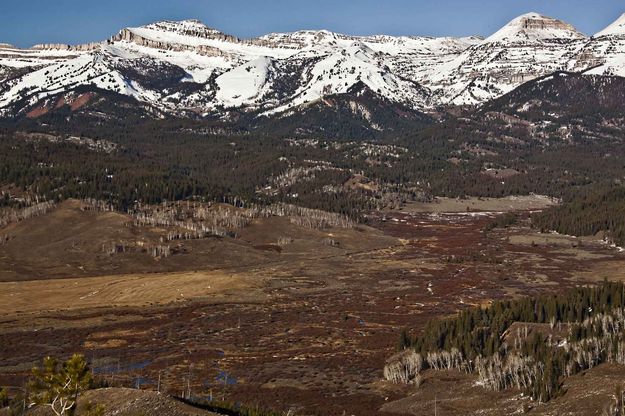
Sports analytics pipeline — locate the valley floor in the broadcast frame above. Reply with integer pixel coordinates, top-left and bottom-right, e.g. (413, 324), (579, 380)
(0, 198), (624, 415)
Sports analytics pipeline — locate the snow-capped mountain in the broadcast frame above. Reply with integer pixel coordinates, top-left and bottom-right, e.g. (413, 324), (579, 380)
(424, 13), (587, 106)
(568, 14), (625, 78)
(2, 12), (625, 119)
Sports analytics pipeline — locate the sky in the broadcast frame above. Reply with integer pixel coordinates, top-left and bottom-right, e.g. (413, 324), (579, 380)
(1, 0), (624, 48)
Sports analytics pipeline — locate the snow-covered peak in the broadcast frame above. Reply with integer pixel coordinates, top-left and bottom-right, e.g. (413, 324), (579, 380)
(484, 12), (585, 44)
(119, 19), (238, 48)
(595, 13), (625, 38)
(138, 19), (227, 37)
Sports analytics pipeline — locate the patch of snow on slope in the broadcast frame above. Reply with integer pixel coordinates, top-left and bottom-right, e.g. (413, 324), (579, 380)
(103, 42), (231, 84)
(264, 42), (421, 115)
(215, 57), (272, 107)
(0, 53), (158, 109)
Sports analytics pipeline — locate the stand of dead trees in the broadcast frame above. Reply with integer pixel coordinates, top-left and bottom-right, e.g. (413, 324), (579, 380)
(0, 201), (56, 228)
(102, 242), (171, 259)
(81, 198), (353, 260)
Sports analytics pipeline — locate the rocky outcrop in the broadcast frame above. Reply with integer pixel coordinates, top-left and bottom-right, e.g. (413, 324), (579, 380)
(31, 42), (102, 51)
(519, 14), (578, 33)
(142, 20), (240, 43)
(484, 12), (585, 43)
(109, 29), (230, 57)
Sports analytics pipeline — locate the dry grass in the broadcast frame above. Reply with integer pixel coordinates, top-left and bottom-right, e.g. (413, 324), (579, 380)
(0, 199), (396, 282)
(575, 259), (625, 283)
(403, 195), (557, 213)
(0, 271), (259, 315)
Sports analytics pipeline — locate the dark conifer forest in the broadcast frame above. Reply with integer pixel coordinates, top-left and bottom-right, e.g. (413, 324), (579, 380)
(3, 109), (625, 228)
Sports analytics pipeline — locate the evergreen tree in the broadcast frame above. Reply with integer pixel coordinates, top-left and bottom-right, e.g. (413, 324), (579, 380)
(28, 354), (93, 416)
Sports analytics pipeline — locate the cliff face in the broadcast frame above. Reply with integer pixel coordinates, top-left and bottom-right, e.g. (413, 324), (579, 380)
(109, 28), (229, 57)
(519, 14), (579, 33)
(136, 19), (240, 43)
(484, 12), (585, 44)
(31, 20), (240, 56)
(31, 42), (102, 52)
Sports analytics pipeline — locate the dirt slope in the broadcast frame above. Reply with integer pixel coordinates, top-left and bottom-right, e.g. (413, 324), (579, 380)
(17, 388), (220, 416)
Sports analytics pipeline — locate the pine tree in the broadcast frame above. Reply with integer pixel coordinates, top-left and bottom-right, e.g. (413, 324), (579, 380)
(28, 354), (93, 416)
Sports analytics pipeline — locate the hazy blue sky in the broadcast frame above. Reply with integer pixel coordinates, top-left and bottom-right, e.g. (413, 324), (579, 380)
(2, 0), (624, 47)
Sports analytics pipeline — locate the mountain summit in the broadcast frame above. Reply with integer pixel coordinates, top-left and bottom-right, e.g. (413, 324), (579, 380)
(595, 13), (625, 37)
(117, 19), (239, 45)
(484, 12), (586, 43)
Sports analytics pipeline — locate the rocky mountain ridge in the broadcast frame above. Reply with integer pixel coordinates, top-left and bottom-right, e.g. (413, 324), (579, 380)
(1, 12), (625, 121)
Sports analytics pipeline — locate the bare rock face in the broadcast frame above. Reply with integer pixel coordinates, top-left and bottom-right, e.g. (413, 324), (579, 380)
(110, 28), (230, 57)
(422, 12), (590, 106)
(109, 19), (240, 50)
(519, 14), (577, 33)
(569, 49), (604, 71)
(142, 19), (240, 43)
(31, 42), (102, 52)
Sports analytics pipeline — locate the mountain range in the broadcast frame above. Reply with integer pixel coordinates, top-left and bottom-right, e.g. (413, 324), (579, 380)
(2, 12), (625, 122)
